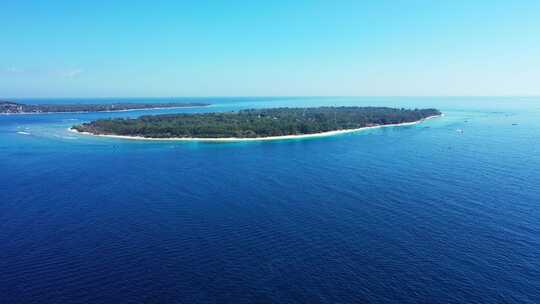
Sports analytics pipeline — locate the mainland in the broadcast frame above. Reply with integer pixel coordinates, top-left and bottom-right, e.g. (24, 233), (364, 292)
(0, 100), (210, 114)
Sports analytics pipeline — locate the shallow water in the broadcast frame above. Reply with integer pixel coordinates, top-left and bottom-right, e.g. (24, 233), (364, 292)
(1, 97), (539, 303)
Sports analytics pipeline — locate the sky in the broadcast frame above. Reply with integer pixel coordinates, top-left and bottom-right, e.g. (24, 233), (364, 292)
(1, 0), (539, 98)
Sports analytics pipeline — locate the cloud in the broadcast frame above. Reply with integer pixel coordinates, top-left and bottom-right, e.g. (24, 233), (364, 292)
(2, 67), (26, 74)
(0, 67), (84, 78)
(59, 68), (84, 78)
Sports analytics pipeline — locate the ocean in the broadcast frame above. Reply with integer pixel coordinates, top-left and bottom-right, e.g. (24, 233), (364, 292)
(1, 97), (539, 303)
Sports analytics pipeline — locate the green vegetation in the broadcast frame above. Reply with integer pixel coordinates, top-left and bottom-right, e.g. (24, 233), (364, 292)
(0, 101), (209, 114)
(73, 107), (441, 139)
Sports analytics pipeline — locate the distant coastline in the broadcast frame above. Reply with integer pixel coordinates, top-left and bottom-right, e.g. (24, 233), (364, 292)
(69, 114), (441, 142)
(0, 101), (210, 115)
(1, 105), (211, 115)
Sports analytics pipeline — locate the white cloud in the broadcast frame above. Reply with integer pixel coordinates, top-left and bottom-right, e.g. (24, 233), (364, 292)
(59, 68), (84, 78)
(2, 67), (26, 74)
(0, 67), (84, 78)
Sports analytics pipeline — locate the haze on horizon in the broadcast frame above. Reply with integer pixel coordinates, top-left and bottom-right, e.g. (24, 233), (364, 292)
(1, 0), (539, 98)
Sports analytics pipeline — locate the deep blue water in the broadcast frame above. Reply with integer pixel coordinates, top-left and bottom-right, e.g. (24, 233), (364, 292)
(1, 97), (539, 303)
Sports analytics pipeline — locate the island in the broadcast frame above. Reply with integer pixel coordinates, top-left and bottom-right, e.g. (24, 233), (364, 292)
(0, 101), (210, 114)
(72, 106), (441, 141)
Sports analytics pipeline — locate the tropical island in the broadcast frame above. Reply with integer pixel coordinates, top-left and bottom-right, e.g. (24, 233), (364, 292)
(72, 106), (441, 141)
(0, 100), (210, 114)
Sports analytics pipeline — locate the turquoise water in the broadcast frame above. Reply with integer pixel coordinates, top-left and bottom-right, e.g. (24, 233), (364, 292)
(1, 97), (539, 303)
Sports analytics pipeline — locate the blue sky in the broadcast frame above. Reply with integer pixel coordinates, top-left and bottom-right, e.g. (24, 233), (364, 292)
(1, 0), (539, 97)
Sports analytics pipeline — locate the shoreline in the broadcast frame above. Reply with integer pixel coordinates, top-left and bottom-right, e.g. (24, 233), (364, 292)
(69, 114), (442, 142)
(0, 105), (211, 115)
